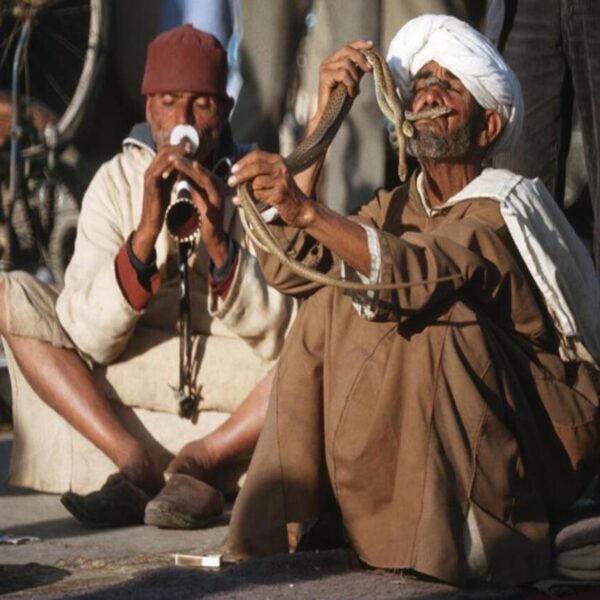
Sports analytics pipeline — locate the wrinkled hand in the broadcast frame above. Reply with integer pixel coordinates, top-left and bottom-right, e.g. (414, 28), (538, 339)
(228, 150), (315, 230)
(310, 39), (373, 130)
(133, 143), (190, 262)
(170, 155), (229, 266)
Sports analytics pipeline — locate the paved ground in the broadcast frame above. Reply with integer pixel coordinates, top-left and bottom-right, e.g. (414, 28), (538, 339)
(0, 430), (577, 599)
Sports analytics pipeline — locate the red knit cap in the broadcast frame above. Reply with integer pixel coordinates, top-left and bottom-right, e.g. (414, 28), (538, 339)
(141, 24), (228, 96)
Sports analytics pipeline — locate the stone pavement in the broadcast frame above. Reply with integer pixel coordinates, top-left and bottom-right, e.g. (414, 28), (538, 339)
(0, 431), (543, 599)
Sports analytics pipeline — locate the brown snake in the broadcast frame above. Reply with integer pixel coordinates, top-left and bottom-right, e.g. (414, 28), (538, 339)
(237, 49), (460, 291)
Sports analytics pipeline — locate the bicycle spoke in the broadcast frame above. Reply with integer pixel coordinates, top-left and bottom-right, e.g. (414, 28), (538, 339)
(27, 51), (70, 106)
(0, 0), (104, 157)
(37, 24), (86, 61)
(45, 5), (90, 17)
(44, 73), (71, 107)
(0, 19), (20, 74)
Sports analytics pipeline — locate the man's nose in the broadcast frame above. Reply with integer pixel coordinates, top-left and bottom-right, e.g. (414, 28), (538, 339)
(414, 85), (445, 111)
(174, 103), (194, 125)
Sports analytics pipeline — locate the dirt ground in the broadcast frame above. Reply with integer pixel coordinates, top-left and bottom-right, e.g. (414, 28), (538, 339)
(2, 548), (526, 599)
(0, 429), (528, 599)
(1, 430), (597, 599)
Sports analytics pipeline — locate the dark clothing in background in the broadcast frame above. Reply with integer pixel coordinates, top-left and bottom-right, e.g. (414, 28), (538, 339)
(493, 0), (600, 273)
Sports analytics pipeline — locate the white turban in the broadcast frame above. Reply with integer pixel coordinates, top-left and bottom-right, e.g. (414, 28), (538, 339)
(386, 14), (523, 157)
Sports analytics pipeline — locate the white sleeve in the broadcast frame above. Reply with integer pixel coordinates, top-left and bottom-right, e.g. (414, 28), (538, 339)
(342, 224), (382, 321)
(208, 245), (297, 361)
(55, 162), (142, 365)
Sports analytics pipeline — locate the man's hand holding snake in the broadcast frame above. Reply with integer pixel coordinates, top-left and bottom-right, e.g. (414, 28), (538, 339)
(308, 39), (373, 135)
(229, 150), (315, 230)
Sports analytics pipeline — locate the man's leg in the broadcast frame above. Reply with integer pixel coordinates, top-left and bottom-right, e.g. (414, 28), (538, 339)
(493, 0), (569, 203)
(143, 366), (275, 529)
(164, 365), (274, 482)
(0, 281), (162, 495)
(567, 0), (600, 273)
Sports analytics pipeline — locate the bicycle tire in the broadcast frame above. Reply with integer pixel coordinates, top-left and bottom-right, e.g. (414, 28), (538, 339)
(52, 0), (108, 154)
(0, 0), (109, 159)
(47, 206), (78, 286)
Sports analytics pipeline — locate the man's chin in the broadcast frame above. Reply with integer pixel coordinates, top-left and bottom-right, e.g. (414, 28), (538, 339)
(408, 135), (449, 159)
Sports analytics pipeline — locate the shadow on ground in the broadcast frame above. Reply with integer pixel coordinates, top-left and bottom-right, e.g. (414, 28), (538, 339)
(1, 517), (101, 541)
(0, 563), (70, 595)
(48, 550), (522, 600)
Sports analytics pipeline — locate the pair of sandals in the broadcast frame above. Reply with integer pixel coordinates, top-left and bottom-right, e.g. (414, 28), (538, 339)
(61, 473), (225, 529)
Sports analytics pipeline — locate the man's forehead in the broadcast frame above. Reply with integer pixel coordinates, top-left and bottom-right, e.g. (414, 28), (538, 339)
(414, 60), (460, 81)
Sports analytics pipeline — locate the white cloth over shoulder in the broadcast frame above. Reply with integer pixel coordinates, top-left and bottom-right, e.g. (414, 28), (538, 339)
(386, 14), (523, 157)
(450, 168), (600, 367)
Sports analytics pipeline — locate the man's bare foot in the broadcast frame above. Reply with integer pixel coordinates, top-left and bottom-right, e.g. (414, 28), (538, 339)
(117, 444), (164, 496)
(165, 438), (217, 483)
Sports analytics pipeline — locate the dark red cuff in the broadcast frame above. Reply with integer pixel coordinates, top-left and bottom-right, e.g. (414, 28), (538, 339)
(115, 244), (160, 310)
(209, 250), (239, 299)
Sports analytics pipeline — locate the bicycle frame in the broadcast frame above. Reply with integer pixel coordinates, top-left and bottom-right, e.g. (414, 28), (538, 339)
(8, 18), (30, 207)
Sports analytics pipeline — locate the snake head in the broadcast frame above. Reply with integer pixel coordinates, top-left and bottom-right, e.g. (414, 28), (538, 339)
(401, 121), (414, 138)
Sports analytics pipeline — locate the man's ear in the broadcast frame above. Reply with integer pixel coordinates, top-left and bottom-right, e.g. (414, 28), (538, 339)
(477, 109), (503, 150)
(145, 96), (152, 123)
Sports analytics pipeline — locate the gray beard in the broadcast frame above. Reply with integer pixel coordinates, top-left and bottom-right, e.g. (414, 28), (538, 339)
(408, 124), (473, 159)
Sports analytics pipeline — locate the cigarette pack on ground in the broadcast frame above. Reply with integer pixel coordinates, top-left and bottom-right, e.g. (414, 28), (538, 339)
(173, 553), (222, 569)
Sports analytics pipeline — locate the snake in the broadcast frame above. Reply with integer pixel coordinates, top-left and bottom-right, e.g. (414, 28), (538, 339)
(236, 49), (460, 292)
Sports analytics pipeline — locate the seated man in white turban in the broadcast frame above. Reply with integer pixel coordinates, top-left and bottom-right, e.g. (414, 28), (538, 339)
(222, 14), (600, 587)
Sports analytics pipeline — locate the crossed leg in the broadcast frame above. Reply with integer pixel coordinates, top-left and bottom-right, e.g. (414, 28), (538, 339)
(0, 281), (164, 496)
(0, 280), (273, 527)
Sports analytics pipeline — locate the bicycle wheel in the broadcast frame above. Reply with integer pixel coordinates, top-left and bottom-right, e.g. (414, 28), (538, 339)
(47, 205), (78, 286)
(0, 0), (108, 158)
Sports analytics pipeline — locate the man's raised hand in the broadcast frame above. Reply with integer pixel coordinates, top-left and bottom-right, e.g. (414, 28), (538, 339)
(228, 150), (315, 230)
(311, 39), (373, 130)
(134, 144), (190, 263)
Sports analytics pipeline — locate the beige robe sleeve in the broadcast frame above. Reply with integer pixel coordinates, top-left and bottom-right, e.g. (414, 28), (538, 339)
(55, 160), (142, 365)
(208, 244), (297, 361)
(57, 152), (296, 366)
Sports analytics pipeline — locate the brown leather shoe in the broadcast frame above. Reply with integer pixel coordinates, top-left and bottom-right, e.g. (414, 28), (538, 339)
(144, 474), (224, 529)
(60, 476), (150, 528)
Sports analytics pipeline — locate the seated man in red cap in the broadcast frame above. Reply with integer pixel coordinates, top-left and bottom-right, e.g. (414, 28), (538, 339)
(0, 24), (296, 528)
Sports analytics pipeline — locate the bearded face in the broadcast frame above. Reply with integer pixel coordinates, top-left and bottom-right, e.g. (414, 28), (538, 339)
(408, 63), (486, 161)
(145, 92), (231, 163)
(408, 122), (475, 159)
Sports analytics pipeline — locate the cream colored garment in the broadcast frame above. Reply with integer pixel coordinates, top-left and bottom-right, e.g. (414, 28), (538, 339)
(3, 136), (297, 493)
(450, 168), (600, 367)
(6, 333), (244, 494)
(56, 141), (296, 365)
(3, 140), (297, 409)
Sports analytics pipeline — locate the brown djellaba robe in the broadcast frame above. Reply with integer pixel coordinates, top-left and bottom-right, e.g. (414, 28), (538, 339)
(227, 172), (600, 586)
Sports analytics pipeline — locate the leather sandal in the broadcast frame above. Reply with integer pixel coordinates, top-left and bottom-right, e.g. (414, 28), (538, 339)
(144, 473), (224, 529)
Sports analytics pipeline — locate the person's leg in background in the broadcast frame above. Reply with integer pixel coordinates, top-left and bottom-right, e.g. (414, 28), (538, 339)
(231, 0), (311, 152)
(304, 0), (383, 215)
(566, 0), (600, 273)
(158, 0), (233, 46)
(493, 0), (570, 205)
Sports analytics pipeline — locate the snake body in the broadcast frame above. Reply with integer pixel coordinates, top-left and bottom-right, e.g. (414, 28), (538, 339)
(237, 49), (457, 291)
